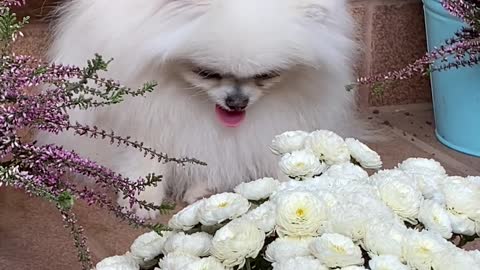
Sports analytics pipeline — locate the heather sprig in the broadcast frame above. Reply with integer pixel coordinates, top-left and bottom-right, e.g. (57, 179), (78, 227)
(0, 0), (28, 52)
(349, 0), (480, 91)
(0, 1), (202, 269)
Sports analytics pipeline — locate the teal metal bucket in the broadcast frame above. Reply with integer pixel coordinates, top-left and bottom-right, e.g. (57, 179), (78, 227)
(423, 0), (480, 157)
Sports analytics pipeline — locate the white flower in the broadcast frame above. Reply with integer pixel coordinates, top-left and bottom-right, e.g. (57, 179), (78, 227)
(340, 266), (367, 270)
(198, 193), (250, 226)
(418, 200), (452, 238)
(398, 158), (447, 203)
(345, 138), (382, 169)
(96, 255), (139, 270)
(447, 211), (476, 236)
(240, 201), (276, 233)
(324, 162), (368, 182)
(163, 232), (212, 257)
(211, 220), (265, 268)
(401, 230), (449, 270)
(304, 130), (351, 165)
(325, 203), (372, 242)
(265, 237), (314, 263)
(398, 157), (446, 175)
(369, 255), (410, 270)
(182, 257), (226, 270)
(275, 191), (327, 237)
(375, 174), (423, 223)
(476, 220), (480, 236)
(158, 252), (200, 270)
(279, 149), (326, 179)
(310, 233), (364, 268)
(363, 219), (407, 258)
(432, 249), (480, 270)
(168, 199), (204, 231)
(469, 250), (480, 265)
(442, 176), (480, 222)
(272, 256), (328, 270)
(369, 169), (413, 183)
(130, 231), (171, 263)
(234, 177), (280, 201)
(270, 130), (309, 155)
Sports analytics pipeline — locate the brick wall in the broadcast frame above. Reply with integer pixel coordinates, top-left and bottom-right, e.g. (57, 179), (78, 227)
(350, 0), (432, 108)
(12, 0), (433, 108)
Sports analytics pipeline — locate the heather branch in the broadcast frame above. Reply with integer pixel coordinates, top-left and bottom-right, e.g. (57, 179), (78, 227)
(59, 209), (94, 270)
(67, 122), (207, 166)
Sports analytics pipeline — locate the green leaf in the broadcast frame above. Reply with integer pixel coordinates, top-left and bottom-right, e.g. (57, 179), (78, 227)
(57, 191), (75, 210)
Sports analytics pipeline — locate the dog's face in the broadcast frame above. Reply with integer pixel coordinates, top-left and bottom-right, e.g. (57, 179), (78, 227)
(179, 64), (284, 126)
(143, 0), (354, 127)
(182, 64), (282, 109)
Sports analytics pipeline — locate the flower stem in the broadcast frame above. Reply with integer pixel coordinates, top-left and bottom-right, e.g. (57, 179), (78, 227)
(245, 259), (252, 270)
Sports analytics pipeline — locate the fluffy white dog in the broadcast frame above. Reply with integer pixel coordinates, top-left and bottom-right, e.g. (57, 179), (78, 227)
(38, 0), (365, 219)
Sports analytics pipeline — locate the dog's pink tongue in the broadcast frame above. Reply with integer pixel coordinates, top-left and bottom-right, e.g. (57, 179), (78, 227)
(215, 105), (246, 127)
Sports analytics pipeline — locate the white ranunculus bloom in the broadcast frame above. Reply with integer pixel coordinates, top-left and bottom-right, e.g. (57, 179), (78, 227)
(163, 232), (212, 257)
(304, 130), (351, 165)
(375, 176), (423, 224)
(239, 201), (276, 233)
(234, 177), (280, 201)
(363, 219), (407, 259)
(369, 255), (410, 270)
(275, 191), (327, 237)
(272, 256), (328, 270)
(96, 255), (139, 270)
(398, 157), (446, 175)
(442, 176), (480, 222)
(168, 199), (204, 231)
(310, 233), (364, 268)
(398, 158), (447, 203)
(345, 138), (382, 169)
(265, 237), (314, 263)
(325, 202), (373, 242)
(198, 193), (250, 226)
(432, 249), (480, 270)
(324, 162), (368, 182)
(130, 231), (171, 263)
(402, 230), (449, 270)
(369, 169), (413, 184)
(279, 149), (326, 179)
(211, 220), (265, 268)
(340, 266), (367, 270)
(418, 200), (452, 239)
(476, 220), (480, 236)
(447, 210), (476, 236)
(469, 250), (480, 265)
(158, 252), (200, 270)
(270, 130), (309, 155)
(182, 257), (226, 270)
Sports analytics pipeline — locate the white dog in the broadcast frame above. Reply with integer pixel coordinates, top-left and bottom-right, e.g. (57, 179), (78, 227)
(38, 0), (364, 219)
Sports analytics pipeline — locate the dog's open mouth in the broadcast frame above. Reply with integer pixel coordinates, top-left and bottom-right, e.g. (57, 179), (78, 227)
(215, 105), (246, 127)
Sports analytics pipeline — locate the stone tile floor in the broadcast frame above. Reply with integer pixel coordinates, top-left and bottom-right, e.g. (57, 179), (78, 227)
(1, 103), (479, 270)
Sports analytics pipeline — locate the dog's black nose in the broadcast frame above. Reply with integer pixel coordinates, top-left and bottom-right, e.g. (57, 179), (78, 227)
(225, 94), (249, 111)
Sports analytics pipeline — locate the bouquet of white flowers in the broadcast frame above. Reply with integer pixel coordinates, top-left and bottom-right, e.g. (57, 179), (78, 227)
(96, 130), (480, 270)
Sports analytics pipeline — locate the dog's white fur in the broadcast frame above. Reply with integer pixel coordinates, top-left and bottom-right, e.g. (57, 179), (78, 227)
(38, 0), (364, 219)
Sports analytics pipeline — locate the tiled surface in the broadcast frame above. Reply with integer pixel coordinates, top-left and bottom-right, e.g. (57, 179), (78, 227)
(367, 2), (432, 106)
(0, 188), (183, 270)
(2, 106), (479, 270)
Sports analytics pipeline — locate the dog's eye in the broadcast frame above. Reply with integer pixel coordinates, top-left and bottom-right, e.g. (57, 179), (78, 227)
(194, 69), (223, 80)
(254, 72), (280, 80)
